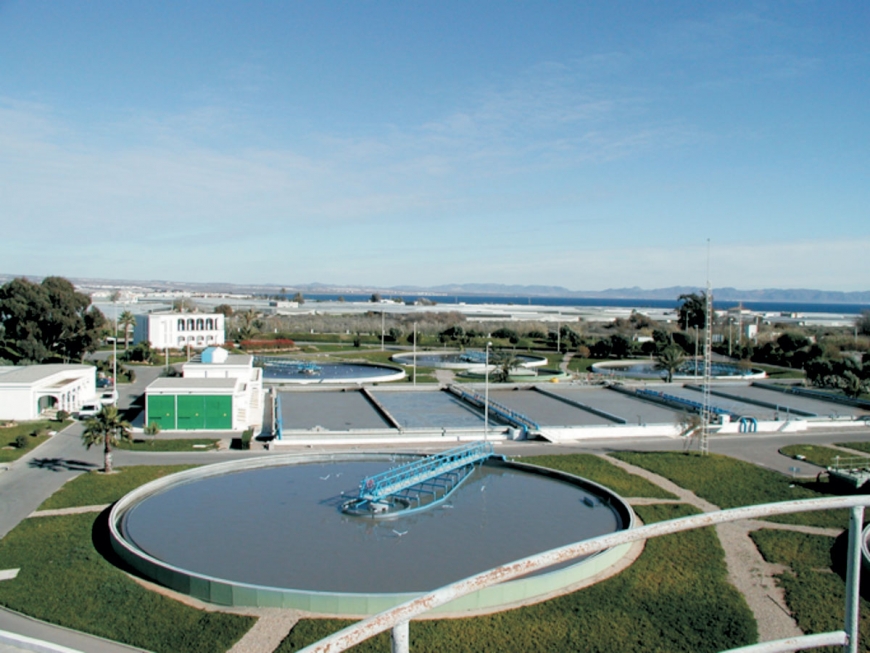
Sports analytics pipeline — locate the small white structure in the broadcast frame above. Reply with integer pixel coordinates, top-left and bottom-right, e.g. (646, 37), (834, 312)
(134, 313), (225, 350)
(144, 347), (262, 431)
(0, 365), (96, 421)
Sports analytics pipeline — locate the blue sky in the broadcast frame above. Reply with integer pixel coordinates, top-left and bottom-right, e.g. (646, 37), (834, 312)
(1, 1), (868, 291)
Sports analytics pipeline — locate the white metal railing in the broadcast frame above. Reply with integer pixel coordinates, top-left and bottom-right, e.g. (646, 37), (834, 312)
(298, 496), (870, 653)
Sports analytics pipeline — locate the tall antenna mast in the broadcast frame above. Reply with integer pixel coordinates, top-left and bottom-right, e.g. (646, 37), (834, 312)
(700, 239), (713, 455)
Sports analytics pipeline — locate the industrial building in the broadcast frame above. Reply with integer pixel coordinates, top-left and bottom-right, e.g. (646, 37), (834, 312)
(144, 347), (262, 431)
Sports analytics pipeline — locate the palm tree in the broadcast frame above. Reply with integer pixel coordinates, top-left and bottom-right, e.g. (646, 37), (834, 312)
(118, 310), (136, 350)
(655, 345), (685, 383)
(81, 405), (132, 473)
(492, 352), (519, 383)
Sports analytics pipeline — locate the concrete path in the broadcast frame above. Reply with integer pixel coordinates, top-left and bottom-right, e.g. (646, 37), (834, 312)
(0, 608), (147, 653)
(227, 610), (301, 653)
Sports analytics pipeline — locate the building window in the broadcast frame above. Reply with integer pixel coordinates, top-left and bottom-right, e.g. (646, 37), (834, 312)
(177, 319), (185, 331)
(196, 319), (204, 330)
(206, 318), (214, 330)
(187, 318), (195, 331)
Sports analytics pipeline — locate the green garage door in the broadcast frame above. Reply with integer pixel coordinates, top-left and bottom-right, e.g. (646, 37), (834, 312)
(176, 395), (233, 430)
(147, 395), (176, 430)
(177, 395), (206, 430)
(204, 396), (232, 430)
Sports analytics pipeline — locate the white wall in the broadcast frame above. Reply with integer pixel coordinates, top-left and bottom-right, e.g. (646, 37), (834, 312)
(0, 387), (35, 421)
(135, 313), (225, 349)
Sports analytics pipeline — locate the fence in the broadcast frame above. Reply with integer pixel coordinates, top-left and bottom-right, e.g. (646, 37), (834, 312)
(298, 495), (870, 653)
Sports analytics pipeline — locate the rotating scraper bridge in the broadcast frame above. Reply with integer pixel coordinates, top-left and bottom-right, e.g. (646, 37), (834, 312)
(341, 441), (495, 516)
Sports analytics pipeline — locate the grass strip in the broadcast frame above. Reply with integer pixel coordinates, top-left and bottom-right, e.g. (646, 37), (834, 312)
(114, 438), (220, 452)
(517, 453), (678, 499)
(277, 503), (756, 653)
(836, 441), (870, 456)
(611, 451), (848, 529)
(778, 444), (859, 469)
(0, 513), (253, 653)
(39, 465), (196, 510)
(0, 419), (70, 463)
(566, 357), (596, 373)
(750, 528), (870, 651)
(777, 568), (870, 651)
(749, 529), (834, 569)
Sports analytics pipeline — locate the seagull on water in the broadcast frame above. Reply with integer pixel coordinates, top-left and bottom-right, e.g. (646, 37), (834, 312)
(480, 484), (486, 492)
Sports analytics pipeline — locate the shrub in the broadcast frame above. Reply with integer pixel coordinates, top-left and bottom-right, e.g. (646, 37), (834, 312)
(55, 410), (70, 421)
(240, 428), (253, 450)
(13, 435), (27, 449)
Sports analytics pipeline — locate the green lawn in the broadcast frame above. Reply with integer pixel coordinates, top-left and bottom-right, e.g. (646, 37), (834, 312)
(0, 419), (70, 463)
(778, 444), (861, 469)
(39, 465), (196, 510)
(566, 357), (598, 373)
(517, 453), (678, 499)
(610, 451), (848, 529)
(0, 514), (253, 653)
(837, 441), (870, 456)
(114, 438), (220, 452)
(749, 529), (834, 569)
(750, 529), (870, 650)
(278, 503), (756, 653)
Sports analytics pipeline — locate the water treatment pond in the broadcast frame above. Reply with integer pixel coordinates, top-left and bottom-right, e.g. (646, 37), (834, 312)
(120, 460), (622, 593)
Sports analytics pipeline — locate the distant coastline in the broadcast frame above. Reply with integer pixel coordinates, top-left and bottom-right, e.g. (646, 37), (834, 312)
(1, 273), (867, 314)
(296, 293), (869, 316)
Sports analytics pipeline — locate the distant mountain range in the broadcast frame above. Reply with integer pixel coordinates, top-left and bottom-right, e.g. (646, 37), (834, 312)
(1, 274), (869, 304)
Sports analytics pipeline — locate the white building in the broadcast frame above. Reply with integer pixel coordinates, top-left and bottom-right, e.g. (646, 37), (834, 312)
(0, 365), (96, 421)
(134, 313), (225, 350)
(144, 347), (263, 431)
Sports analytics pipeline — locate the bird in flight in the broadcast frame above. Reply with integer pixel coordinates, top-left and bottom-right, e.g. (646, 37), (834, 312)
(393, 529), (408, 537)
(319, 474), (331, 481)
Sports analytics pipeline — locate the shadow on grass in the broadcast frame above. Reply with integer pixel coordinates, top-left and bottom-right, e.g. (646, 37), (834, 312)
(91, 506), (144, 578)
(28, 457), (97, 472)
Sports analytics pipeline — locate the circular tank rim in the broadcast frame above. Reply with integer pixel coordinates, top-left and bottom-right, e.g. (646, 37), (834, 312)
(590, 359), (768, 380)
(262, 361), (406, 385)
(391, 351), (548, 371)
(109, 452), (636, 616)
(456, 367), (572, 382)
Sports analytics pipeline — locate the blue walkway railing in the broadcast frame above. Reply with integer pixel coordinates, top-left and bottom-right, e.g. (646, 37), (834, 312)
(357, 442), (493, 503)
(635, 388), (736, 418)
(256, 356), (322, 374)
(446, 385), (541, 432)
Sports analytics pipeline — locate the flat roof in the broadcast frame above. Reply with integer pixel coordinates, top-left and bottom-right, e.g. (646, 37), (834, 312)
(147, 377), (239, 392)
(185, 354), (253, 367)
(0, 364), (94, 385)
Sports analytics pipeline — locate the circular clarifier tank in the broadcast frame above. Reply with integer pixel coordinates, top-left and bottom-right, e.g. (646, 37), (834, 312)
(260, 359), (405, 384)
(391, 351), (548, 370)
(109, 454), (635, 616)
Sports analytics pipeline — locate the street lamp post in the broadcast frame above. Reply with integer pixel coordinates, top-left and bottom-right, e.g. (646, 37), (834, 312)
(112, 292), (118, 405)
(484, 341), (491, 442)
(381, 310), (385, 352)
(412, 322), (417, 387)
